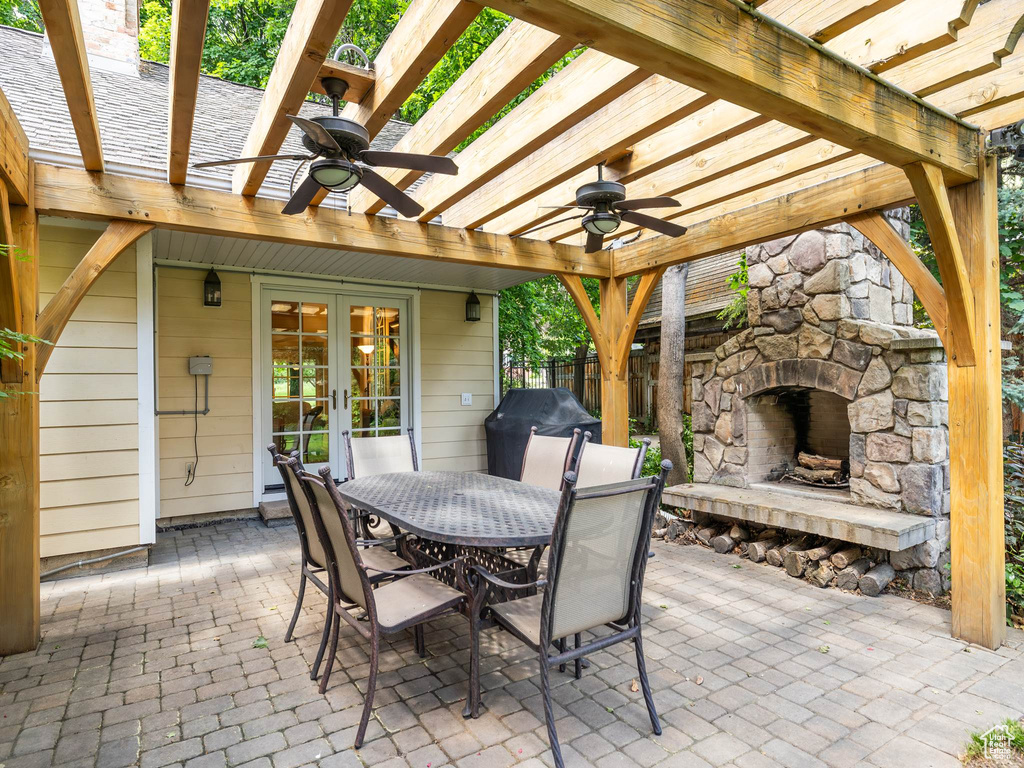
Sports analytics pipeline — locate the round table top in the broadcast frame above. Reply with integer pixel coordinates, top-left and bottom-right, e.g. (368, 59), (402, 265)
(335, 470), (560, 547)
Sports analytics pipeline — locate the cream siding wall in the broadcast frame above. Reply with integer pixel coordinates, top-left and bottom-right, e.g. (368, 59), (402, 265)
(38, 224), (141, 557)
(418, 290), (495, 472)
(157, 268), (253, 518)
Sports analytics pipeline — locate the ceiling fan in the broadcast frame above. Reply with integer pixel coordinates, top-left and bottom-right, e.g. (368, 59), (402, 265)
(516, 165), (688, 253)
(193, 76), (457, 218)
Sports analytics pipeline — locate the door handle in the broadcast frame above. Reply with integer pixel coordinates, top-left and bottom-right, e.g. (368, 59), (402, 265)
(344, 389), (349, 409)
(331, 389), (337, 410)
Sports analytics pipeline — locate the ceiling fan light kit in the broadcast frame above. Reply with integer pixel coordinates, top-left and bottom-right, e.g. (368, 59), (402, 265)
(582, 211), (621, 235)
(310, 158), (362, 191)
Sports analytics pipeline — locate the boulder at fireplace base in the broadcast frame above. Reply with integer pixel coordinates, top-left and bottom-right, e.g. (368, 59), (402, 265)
(686, 216), (951, 591)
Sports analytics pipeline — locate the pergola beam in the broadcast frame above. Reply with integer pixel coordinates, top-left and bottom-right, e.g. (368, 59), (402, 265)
(33, 164), (607, 278)
(167, 0), (211, 185)
(0, 86), (29, 205)
(37, 0), (104, 171)
(231, 0), (354, 196)
(482, 0), (980, 184)
(346, 20), (574, 215)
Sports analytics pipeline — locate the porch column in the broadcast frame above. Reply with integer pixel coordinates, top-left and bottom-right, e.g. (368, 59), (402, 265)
(0, 164), (40, 654)
(599, 276), (630, 446)
(946, 153), (1006, 649)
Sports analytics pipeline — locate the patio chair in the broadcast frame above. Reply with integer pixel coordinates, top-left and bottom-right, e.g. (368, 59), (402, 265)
(343, 427), (418, 538)
(298, 465), (467, 748)
(465, 463), (671, 768)
(520, 426), (581, 491)
(573, 431), (650, 487)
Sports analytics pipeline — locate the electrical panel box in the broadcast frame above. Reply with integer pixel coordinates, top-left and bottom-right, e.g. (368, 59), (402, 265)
(188, 356), (213, 376)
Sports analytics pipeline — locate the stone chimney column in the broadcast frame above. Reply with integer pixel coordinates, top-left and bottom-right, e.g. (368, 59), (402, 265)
(51, 0), (140, 75)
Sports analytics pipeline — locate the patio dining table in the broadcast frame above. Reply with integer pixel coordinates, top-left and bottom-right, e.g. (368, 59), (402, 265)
(335, 470), (561, 549)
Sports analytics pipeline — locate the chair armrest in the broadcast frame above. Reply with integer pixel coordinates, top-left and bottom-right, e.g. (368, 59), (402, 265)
(360, 555), (466, 577)
(354, 532), (408, 548)
(470, 565), (546, 593)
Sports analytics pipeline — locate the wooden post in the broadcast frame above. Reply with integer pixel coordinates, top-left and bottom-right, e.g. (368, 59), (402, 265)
(945, 152), (1006, 649)
(600, 275), (630, 446)
(0, 162), (40, 654)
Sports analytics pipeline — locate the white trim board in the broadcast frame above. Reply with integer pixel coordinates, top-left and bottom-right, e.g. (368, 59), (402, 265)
(136, 234), (158, 542)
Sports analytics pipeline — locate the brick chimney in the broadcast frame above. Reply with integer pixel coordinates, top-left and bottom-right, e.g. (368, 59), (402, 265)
(50, 0), (140, 75)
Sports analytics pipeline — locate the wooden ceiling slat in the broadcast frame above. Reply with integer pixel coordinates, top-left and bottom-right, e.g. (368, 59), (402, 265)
(930, 47), (1024, 117)
(482, 0), (979, 184)
(231, 0), (354, 196)
(37, 0), (104, 171)
(309, 0), (478, 207)
(758, 0), (904, 43)
(167, 0), (211, 185)
(440, 77), (715, 230)
(969, 99), (1024, 131)
(346, 20), (574, 215)
(407, 48), (649, 221)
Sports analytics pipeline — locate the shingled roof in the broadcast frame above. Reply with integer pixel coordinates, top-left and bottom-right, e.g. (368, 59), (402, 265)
(628, 250), (743, 328)
(0, 24), (412, 200)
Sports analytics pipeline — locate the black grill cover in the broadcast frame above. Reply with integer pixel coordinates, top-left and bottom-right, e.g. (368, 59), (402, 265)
(485, 388), (601, 479)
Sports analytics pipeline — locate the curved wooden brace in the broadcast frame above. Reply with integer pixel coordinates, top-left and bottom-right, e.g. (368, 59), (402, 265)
(35, 220), (154, 377)
(556, 273), (610, 374)
(904, 162), (976, 367)
(616, 267), (665, 377)
(847, 211), (949, 344)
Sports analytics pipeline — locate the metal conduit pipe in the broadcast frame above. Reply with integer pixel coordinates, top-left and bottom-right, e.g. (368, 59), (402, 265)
(40, 546), (150, 580)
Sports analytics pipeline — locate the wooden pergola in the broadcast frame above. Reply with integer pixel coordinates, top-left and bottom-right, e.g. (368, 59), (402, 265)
(2, 0), (1022, 654)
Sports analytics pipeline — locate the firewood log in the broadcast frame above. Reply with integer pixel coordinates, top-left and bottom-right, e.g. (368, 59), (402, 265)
(791, 466), (842, 484)
(807, 562), (835, 588)
(746, 536), (780, 563)
(797, 452), (844, 471)
(805, 540), (840, 562)
(784, 540), (837, 577)
(830, 546), (862, 570)
(696, 526), (717, 546)
(729, 525), (750, 542)
(711, 534), (736, 554)
(858, 563), (896, 596)
(768, 535), (811, 569)
(835, 558), (871, 590)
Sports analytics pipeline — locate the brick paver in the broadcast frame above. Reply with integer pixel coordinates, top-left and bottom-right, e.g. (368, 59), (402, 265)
(1, 519), (1022, 767)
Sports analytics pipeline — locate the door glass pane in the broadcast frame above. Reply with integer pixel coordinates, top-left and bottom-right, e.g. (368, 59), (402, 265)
(347, 303), (405, 439)
(269, 298), (330, 466)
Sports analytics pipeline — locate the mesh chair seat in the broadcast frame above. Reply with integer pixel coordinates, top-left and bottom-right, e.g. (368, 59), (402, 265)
(360, 546), (410, 577)
(372, 574), (465, 632)
(490, 593), (545, 645)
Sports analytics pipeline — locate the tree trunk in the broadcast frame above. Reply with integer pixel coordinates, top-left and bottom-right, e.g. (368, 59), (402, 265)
(657, 264), (690, 485)
(572, 343), (588, 406)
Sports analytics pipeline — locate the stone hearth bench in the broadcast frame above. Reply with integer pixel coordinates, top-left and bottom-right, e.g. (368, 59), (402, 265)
(663, 483), (934, 551)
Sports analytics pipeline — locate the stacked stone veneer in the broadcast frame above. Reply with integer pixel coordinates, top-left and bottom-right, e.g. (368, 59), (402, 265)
(690, 216), (952, 593)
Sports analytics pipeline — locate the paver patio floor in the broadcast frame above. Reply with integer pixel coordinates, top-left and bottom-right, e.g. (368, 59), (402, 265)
(2, 519), (1023, 768)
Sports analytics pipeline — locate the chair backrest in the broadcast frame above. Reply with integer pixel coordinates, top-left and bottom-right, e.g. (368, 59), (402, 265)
(572, 432), (650, 488)
(293, 461), (371, 611)
(541, 463), (670, 643)
(343, 428), (418, 479)
(267, 443), (327, 569)
(520, 427), (580, 491)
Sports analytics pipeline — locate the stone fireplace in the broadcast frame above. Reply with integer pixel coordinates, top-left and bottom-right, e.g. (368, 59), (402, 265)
(681, 215), (952, 592)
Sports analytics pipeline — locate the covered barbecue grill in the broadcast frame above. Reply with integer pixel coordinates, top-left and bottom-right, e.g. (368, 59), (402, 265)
(484, 388), (601, 480)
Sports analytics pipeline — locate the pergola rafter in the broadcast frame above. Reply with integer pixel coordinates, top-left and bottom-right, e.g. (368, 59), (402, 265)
(0, 0), (1018, 654)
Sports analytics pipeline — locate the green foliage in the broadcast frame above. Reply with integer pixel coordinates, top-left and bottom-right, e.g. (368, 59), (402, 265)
(0, 0), (42, 32)
(716, 252), (748, 330)
(963, 718), (1024, 760)
(630, 414), (692, 479)
(1003, 441), (1024, 625)
(0, 328), (50, 399)
(499, 275), (600, 362)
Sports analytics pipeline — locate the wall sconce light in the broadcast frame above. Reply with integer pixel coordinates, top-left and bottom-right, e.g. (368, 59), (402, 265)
(465, 291), (481, 322)
(203, 269), (222, 307)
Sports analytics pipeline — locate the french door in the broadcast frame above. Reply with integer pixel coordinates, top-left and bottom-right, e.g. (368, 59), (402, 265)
(261, 288), (410, 493)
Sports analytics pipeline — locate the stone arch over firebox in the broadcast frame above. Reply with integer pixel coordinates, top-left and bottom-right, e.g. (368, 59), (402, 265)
(735, 359), (863, 401)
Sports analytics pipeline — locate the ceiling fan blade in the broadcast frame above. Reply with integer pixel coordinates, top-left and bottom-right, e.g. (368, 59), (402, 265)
(359, 167), (425, 218)
(286, 115), (342, 153)
(585, 231), (604, 253)
(615, 196), (681, 211)
(540, 205), (593, 210)
(620, 210), (688, 237)
(282, 175), (323, 215)
(193, 153), (312, 169)
(513, 214), (585, 238)
(359, 150), (458, 175)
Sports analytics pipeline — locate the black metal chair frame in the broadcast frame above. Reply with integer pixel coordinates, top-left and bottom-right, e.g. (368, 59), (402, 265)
(298, 464), (468, 748)
(465, 463), (671, 768)
(268, 443), (334, 681)
(342, 426), (418, 539)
